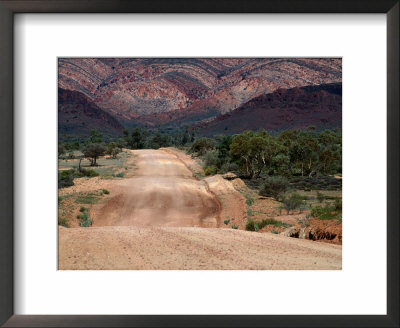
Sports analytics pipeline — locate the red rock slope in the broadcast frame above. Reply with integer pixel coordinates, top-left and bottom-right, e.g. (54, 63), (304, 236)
(194, 82), (342, 136)
(58, 88), (124, 136)
(58, 58), (342, 126)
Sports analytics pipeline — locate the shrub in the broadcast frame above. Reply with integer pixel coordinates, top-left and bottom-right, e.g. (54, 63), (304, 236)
(259, 176), (289, 200)
(299, 203), (310, 213)
(102, 189), (110, 195)
(82, 169), (99, 177)
(58, 170), (74, 188)
(113, 172), (125, 178)
(334, 197), (342, 211)
(245, 195), (254, 207)
(282, 192), (304, 214)
(75, 194), (100, 204)
(78, 211), (93, 227)
(258, 218), (291, 229)
(246, 220), (257, 231)
(271, 230), (279, 234)
(58, 144), (66, 158)
(220, 162), (239, 173)
(224, 219), (230, 225)
(79, 206), (86, 212)
(204, 166), (218, 176)
(106, 142), (121, 159)
(232, 225), (239, 229)
(254, 223), (259, 232)
(311, 204), (341, 220)
(247, 209), (254, 217)
(246, 217), (291, 231)
(59, 168), (99, 189)
(297, 215), (311, 228)
(58, 216), (69, 227)
(194, 172), (205, 179)
(75, 168), (99, 178)
(189, 138), (215, 156)
(310, 205), (325, 218)
(203, 151), (219, 167)
(290, 176), (342, 191)
(317, 191), (325, 203)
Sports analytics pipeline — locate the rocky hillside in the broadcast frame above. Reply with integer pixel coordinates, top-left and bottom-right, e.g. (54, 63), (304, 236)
(194, 83), (342, 136)
(58, 58), (342, 127)
(58, 88), (124, 137)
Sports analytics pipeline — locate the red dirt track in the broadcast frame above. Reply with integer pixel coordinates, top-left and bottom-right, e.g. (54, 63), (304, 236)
(92, 150), (221, 227)
(58, 149), (342, 270)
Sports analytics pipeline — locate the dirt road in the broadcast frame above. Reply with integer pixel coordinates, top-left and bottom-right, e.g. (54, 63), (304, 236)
(92, 149), (221, 227)
(59, 226), (342, 270)
(59, 148), (342, 270)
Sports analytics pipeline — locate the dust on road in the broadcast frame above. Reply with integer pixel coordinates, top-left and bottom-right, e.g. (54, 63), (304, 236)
(92, 149), (221, 227)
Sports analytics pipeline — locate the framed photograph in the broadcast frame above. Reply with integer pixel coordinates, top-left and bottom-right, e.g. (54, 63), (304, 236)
(0, 0), (398, 327)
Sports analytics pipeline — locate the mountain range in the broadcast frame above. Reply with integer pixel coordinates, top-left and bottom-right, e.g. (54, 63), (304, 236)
(58, 58), (342, 136)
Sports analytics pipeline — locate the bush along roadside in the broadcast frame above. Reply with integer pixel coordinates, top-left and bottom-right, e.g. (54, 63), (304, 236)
(58, 168), (99, 189)
(76, 207), (93, 227)
(246, 218), (291, 232)
(310, 198), (342, 221)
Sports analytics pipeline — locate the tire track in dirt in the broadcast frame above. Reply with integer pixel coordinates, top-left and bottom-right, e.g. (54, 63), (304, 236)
(160, 148), (223, 227)
(59, 226), (342, 270)
(92, 149), (221, 227)
(202, 179), (222, 227)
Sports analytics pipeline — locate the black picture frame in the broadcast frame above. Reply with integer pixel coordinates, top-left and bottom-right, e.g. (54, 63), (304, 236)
(0, 1), (398, 327)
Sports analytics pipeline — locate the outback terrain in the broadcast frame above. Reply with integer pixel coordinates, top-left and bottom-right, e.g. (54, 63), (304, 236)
(58, 148), (342, 270)
(58, 57), (342, 270)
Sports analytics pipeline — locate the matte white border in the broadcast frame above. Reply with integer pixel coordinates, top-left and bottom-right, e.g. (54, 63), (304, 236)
(14, 14), (387, 315)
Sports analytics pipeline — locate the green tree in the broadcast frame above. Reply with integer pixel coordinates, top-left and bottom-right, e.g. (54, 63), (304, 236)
(105, 142), (121, 159)
(216, 135), (233, 166)
(189, 138), (215, 156)
(181, 128), (190, 145)
(125, 127), (149, 149)
(271, 153), (291, 176)
(58, 144), (66, 158)
(116, 138), (127, 149)
(318, 129), (342, 174)
(230, 130), (277, 178)
(289, 132), (320, 177)
(89, 129), (103, 143)
(82, 143), (106, 166)
(131, 128), (146, 149)
(148, 132), (170, 149)
(319, 145), (340, 174)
